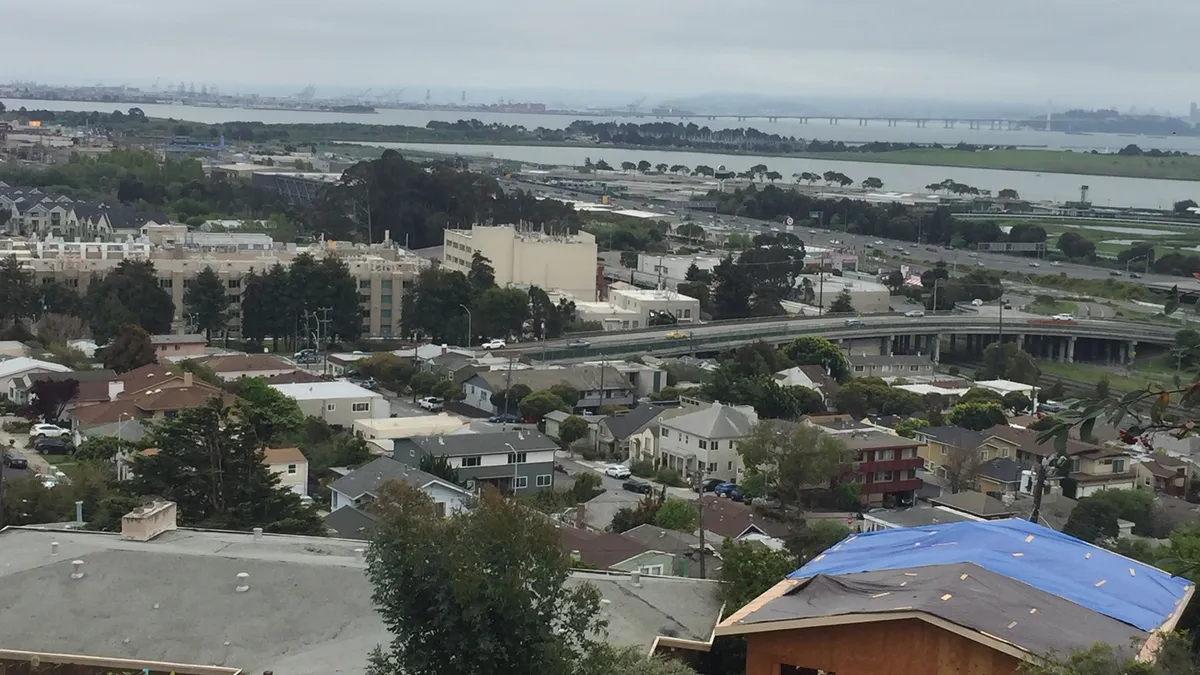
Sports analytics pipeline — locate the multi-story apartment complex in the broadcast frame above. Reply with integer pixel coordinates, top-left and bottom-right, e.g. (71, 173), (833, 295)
(0, 183), (168, 237)
(17, 240), (427, 338)
(443, 224), (599, 299)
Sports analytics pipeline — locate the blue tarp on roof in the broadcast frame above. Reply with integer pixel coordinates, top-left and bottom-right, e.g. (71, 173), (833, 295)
(790, 518), (1191, 632)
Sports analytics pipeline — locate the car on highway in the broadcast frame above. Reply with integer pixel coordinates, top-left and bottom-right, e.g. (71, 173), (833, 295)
(904, 309), (926, 317)
(925, 246), (938, 252)
(566, 339), (591, 349)
(604, 464), (631, 479)
(809, 230), (817, 235)
(29, 423), (70, 439)
(1130, 272), (1143, 278)
(622, 478), (653, 494)
(873, 240), (884, 245)
(892, 246), (905, 252)
(3, 449), (28, 469)
(975, 261), (986, 267)
(481, 339), (507, 349)
(1028, 261), (1040, 267)
(969, 252), (980, 258)
(844, 318), (865, 327)
(418, 396), (444, 412)
(34, 437), (73, 455)
(1109, 270), (1123, 276)
(1050, 261), (1063, 267)
(1052, 313), (1076, 321)
(664, 330), (687, 339)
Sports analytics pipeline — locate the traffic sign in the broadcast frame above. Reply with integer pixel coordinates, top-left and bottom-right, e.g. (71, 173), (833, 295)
(785, 216), (794, 226)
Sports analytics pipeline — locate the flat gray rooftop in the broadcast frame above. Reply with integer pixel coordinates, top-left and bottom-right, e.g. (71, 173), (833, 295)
(0, 527), (721, 674)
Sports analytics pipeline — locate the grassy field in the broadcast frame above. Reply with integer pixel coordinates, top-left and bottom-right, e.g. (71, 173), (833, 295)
(1026, 299), (1078, 316)
(789, 147), (1200, 182)
(1037, 360), (1176, 393)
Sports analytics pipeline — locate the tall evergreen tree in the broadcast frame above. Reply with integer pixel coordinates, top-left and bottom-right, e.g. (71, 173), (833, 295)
(0, 254), (34, 325)
(183, 266), (228, 340)
(130, 398), (323, 534)
(467, 252), (496, 292)
(85, 259), (174, 340)
(102, 324), (157, 373)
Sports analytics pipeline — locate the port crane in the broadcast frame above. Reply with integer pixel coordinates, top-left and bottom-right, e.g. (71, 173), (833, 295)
(626, 97), (646, 113)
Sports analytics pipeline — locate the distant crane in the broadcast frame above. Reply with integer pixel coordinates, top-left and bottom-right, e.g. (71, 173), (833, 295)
(296, 85), (316, 102)
(353, 88), (372, 102)
(626, 96), (646, 113)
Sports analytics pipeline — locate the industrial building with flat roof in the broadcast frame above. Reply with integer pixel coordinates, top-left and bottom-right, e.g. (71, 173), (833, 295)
(443, 224), (599, 300)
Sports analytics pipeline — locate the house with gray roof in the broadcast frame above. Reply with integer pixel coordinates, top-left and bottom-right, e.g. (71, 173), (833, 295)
(597, 402), (686, 458)
(395, 429), (559, 494)
(461, 365), (633, 415)
(656, 402), (758, 482)
(847, 353), (935, 379)
(328, 456), (472, 517)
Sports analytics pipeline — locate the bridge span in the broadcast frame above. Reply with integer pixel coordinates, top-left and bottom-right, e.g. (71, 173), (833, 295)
(514, 314), (1175, 364)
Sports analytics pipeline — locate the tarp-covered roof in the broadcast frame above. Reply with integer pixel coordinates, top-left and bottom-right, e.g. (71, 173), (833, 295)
(789, 519), (1190, 633)
(745, 563), (1148, 657)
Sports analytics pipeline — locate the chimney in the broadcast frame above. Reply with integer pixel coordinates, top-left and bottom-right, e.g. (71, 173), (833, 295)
(107, 379), (125, 401)
(183, 372), (193, 387)
(630, 571), (642, 587)
(120, 500), (178, 542)
(51, 541), (59, 556)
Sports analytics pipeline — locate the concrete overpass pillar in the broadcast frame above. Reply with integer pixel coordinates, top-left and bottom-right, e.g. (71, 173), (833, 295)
(1015, 334), (1026, 352)
(1128, 340), (1137, 365)
(882, 335), (893, 356)
(1106, 340), (1116, 364)
(932, 336), (941, 363)
(949, 334), (957, 352)
(1067, 337), (1076, 364)
(1053, 338), (1064, 363)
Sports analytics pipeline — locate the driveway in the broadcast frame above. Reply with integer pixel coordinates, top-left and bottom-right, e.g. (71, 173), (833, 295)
(556, 453), (699, 531)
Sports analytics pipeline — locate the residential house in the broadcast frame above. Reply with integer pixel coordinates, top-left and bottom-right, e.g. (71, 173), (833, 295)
(0, 357), (71, 401)
(200, 353), (298, 381)
(700, 495), (792, 549)
(860, 505), (982, 532)
(69, 376), (231, 433)
(1136, 455), (1191, 498)
(983, 425), (1137, 498)
(715, 519), (1193, 675)
(579, 359), (668, 398)
(976, 457), (1024, 496)
(352, 414), (466, 444)
(544, 410), (604, 448)
(264, 447), (309, 497)
(328, 456), (472, 516)
(657, 402), (758, 481)
(846, 354), (935, 379)
(928, 491), (1017, 520)
(12, 369), (120, 409)
(774, 365), (838, 405)
(149, 333), (207, 359)
(558, 525), (679, 576)
(270, 381), (389, 427)
(839, 430), (924, 507)
(322, 505), (379, 539)
(396, 429), (558, 494)
(461, 365), (634, 416)
(803, 414), (876, 436)
(596, 403), (685, 459)
(915, 426), (989, 477)
(622, 523), (721, 578)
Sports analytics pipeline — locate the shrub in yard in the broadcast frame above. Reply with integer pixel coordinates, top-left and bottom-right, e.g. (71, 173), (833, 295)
(630, 459), (655, 478)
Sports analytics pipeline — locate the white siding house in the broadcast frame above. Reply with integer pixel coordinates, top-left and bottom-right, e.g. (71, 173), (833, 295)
(656, 403), (758, 482)
(327, 456), (471, 517)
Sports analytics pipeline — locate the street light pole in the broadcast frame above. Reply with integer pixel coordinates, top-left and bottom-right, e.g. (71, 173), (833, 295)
(459, 304), (472, 348)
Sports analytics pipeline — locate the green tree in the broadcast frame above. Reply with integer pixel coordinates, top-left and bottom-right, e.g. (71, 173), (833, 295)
(1023, 632), (1197, 675)
(558, 415), (590, 448)
(861, 176), (883, 190)
(1096, 375), (1111, 399)
(737, 421), (846, 508)
(178, 358), (223, 387)
(467, 251), (496, 292)
(1056, 232), (1096, 260)
(409, 371), (440, 401)
(1062, 496), (1122, 544)
(236, 377), (306, 446)
(418, 453), (459, 484)
(884, 269), (905, 293)
(945, 401), (1008, 431)
(1002, 391), (1032, 413)
(490, 383), (533, 414)
(357, 353), (416, 391)
(610, 494), (661, 533)
(130, 399), (323, 534)
(1045, 380), (1066, 400)
(978, 342), (1041, 384)
(24, 377), (79, 423)
(401, 268), (473, 343)
(548, 384), (580, 408)
(783, 336), (851, 382)
(0, 254), (34, 325)
(718, 539), (795, 612)
(474, 287), (529, 340)
(827, 288), (855, 314)
(101, 324), (157, 373)
(84, 259), (174, 341)
(654, 497), (699, 532)
(183, 266), (229, 340)
(75, 435), (134, 464)
(519, 390), (569, 421)
(788, 519), (851, 565)
(959, 388), (1004, 405)
(894, 418), (929, 438)
(364, 484), (608, 675)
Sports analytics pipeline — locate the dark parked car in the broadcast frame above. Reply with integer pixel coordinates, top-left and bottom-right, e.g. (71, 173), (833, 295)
(622, 479), (653, 494)
(34, 437), (74, 455)
(698, 478), (725, 493)
(489, 413), (521, 424)
(3, 450), (28, 469)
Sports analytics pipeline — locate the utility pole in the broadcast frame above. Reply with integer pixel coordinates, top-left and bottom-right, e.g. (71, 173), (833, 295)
(696, 469), (707, 578)
(315, 307), (333, 376)
(594, 361), (606, 458)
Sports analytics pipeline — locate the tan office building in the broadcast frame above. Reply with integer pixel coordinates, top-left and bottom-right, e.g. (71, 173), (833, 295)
(442, 224), (598, 299)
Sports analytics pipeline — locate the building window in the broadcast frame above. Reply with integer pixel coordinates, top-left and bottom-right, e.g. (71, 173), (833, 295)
(434, 502), (447, 518)
(286, 464), (297, 475)
(638, 564), (665, 576)
(910, 365), (920, 372)
(381, 294), (392, 304)
(227, 279), (241, 289)
(159, 278), (172, 289)
(661, 428), (669, 437)
(535, 474), (552, 487)
(507, 452), (528, 464)
(514, 475), (529, 489)
(727, 461), (733, 470)
(462, 456), (482, 467)
(1113, 459), (1126, 473)
(999, 448), (1010, 458)
(875, 449), (894, 461)
(359, 280), (371, 289)
(940, 446), (948, 456)
(326, 403), (336, 411)
(352, 402), (370, 412)
(854, 365), (865, 372)
(707, 462), (716, 472)
(698, 439), (708, 450)
(873, 471), (896, 483)
(1071, 458), (1081, 473)
(382, 280), (393, 289)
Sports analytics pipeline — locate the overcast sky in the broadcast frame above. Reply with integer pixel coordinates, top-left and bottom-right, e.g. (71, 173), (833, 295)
(8, 0), (1198, 112)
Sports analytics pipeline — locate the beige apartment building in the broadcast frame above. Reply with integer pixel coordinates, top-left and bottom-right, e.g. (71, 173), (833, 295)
(23, 244), (426, 338)
(442, 224), (599, 299)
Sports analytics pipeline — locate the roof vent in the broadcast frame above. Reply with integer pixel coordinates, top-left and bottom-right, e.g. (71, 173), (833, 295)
(235, 572), (250, 593)
(71, 560), (85, 579)
(51, 541), (59, 556)
(630, 571), (642, 587)
(253, 527), (263, 541)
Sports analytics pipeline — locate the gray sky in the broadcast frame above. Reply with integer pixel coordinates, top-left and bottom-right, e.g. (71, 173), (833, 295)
(8, 0), (1198, 111)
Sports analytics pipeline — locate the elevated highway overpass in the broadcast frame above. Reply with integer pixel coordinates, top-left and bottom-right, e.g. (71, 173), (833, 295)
(514, 313), (1176, 364)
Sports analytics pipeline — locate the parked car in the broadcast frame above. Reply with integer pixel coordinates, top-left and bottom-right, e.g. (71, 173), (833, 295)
(481, 339), (507, 350)
(3, 449), (28, 469)
(604, 464), (631, 479)
(489, 413), (520, 424)
(29, 423), (70, 439)
(34, 437), (74, 455)
(698, 478), (725, 493)
(622, 479), (653, 494)
(968, 252), (980, 258)
(904, 309), (925, 318)
(418, 396), (444, 412)
(566, 339), (591, 349)
(713, 482), (739, 497)
(664, 330), (687, 339)
(873, 240), (884, 245)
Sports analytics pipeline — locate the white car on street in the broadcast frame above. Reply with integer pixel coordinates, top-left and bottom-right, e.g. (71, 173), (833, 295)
(481, 339), (507, 350)
(1052, 313), (1076, 322)
(604, 464), (631, 479)
(904, 309), (926, 317)
(418, 397), (444, 411)
(29, 423), (70, 438)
